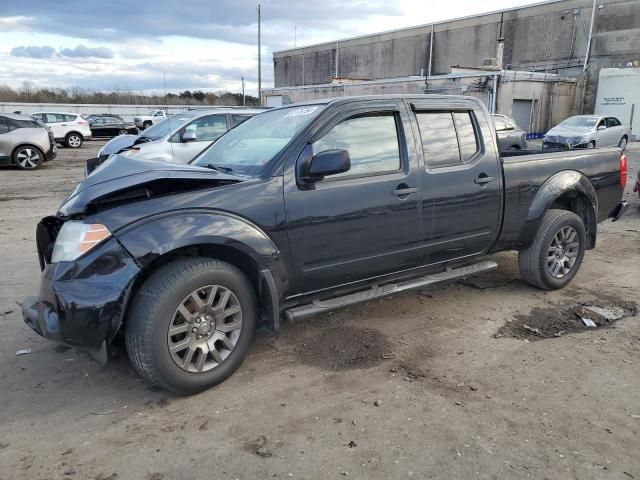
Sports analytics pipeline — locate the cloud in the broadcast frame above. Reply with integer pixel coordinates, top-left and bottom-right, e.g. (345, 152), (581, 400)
(10, 45), (55, 59)
(0, 0), (403, 50)
(59, 44), (114, 59)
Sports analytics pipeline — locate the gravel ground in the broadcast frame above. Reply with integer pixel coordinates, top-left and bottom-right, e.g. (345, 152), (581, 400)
(0, 140), (639, 480)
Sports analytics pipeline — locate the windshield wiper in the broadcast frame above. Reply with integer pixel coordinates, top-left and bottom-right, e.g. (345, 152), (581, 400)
(206, 163), (234, 173)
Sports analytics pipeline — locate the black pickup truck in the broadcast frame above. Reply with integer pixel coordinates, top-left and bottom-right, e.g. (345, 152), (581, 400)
(22, 95), (628, 394)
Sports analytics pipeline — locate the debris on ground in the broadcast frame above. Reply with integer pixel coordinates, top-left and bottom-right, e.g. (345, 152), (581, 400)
(494, 301), (637, 341)
(345, 440), (357, 448)
(15, 349), (32, 356)
(374, 400), (382, 407)
(290, 326), (391, 370)
(255, 447), (273, 458)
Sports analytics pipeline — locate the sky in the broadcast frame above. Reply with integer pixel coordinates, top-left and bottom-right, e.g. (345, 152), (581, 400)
(0, 0), (539, 96)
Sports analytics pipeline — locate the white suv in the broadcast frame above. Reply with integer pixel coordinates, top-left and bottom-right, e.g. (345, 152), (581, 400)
(31, 112), (92, 148)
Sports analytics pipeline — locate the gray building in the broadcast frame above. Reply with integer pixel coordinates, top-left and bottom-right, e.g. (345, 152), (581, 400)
(264, 0), (640, 134)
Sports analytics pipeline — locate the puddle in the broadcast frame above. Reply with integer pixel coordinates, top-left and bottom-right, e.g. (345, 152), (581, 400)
(494, 301), (637, 341)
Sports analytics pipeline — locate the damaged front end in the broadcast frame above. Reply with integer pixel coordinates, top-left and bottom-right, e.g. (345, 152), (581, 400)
(22, 155), (245, 360)
(22, 216), (141, 361)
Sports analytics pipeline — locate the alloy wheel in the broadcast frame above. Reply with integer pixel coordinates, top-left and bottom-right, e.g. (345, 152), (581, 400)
(118, 129), (127, 135)
(68, 135), (82, 148)
(547, 226), (579, 278)
(619, 137), (627, 149)
(16, 148), (41, 169)
(167, 285), (243, 373)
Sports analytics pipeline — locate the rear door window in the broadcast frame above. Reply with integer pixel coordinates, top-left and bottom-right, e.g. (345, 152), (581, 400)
(45, 113), (65, 123)
(453, 112), (479, 162)
(312, 113), (401, 178)
(415, 110), (480, 168)
(0, 118), (8, 134)
(415, 112), (461, 167)
(64, 114), (77, 122)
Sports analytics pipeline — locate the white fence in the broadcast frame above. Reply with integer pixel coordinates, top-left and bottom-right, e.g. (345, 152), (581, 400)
(0, 102), (244, 121)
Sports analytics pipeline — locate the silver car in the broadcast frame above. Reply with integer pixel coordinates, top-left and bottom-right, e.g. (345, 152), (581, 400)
(543, 115), (631, 150)
(98, 108), (264, 164)
(0, 113), (56, 170)
(492, 114), (528, 151)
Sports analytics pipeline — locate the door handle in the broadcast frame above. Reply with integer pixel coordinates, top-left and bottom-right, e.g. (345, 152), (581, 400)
(474, 174), (495, 185)
(392, 186), (417, 197)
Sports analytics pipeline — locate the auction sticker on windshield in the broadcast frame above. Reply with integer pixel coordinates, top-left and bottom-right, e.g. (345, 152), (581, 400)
(285, 106), (319, 117)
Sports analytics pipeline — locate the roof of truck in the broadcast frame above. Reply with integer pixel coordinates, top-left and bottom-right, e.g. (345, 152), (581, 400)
(278, 94), (480, 108)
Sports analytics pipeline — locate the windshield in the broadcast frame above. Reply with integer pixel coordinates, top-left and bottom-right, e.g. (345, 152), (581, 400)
(559, 117), (598, 128)
(138, 115), (192, 141)
(192, 105), (323, 176)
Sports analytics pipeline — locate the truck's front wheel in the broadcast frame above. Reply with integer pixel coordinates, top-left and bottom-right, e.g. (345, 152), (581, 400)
(125, 257), (257, 395)
(518, 209), (586, 290)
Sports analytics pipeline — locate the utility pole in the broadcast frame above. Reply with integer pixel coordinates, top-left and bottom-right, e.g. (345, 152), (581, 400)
(242, 76), (245, 106)
(257, 4), (262, 106)
(583, 0), (597, 72)
(294, 25), (297, 47)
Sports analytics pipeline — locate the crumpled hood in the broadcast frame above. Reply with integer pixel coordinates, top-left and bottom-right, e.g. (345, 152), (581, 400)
(59, 154), (243, 217)
(97, 134), (138, 157)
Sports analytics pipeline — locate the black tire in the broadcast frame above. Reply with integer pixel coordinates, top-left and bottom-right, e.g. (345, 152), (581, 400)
(619, 136), (628, 150)
(143, 121), (152, 129)
(125, 257), (257, 395)
(118, 129), (127, 135)
(13, 145), (44, 170)
(65, 132), (83, 148)
(518, 209), (586, 290)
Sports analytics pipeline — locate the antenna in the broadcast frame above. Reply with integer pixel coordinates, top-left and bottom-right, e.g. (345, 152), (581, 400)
(164, 73), (175, 163)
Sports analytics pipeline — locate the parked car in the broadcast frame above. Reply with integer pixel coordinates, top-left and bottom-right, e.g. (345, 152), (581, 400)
(543, 115), (630, 150)
(92, 108), (261, 165)
(492, 114), (528, 151)
(22, 95), (628, 394)
(0, 113), (56, 170)
(133, 110), (167, 130)
(31, 112), (92, 148)
(87, 115), (138, 138)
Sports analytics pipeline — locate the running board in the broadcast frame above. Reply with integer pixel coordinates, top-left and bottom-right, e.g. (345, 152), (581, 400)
(284, 260), (498, 322)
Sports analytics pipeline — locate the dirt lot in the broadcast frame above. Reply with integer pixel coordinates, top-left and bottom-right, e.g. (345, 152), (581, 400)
(1, 141), (639, 480)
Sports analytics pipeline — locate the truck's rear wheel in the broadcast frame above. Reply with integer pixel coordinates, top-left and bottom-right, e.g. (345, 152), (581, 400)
(518, 209), (586, 290)
(125, 257), (256, 395)
(143, 121), (152, 129)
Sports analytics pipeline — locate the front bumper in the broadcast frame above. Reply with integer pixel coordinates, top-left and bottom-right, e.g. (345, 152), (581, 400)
(21, 235), (141, 351)
(542, 141), (590, 150)
(45, 145), (57, 161)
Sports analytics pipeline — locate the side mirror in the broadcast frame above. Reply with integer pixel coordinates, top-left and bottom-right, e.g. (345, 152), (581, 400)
(302, 149), (350, 181)
(597, 125), (607, 130)
(182, 130), (197, 143)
